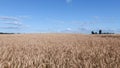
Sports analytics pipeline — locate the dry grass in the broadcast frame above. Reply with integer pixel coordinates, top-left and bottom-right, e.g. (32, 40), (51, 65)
(0, 33), (120, 68)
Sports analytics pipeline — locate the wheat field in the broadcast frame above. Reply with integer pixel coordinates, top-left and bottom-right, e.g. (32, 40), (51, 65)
(0, 34), (120, 68)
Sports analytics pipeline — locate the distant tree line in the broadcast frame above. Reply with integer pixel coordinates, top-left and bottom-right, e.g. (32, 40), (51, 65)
(0, 32), (15, 34)
(91, 30), (114, 34)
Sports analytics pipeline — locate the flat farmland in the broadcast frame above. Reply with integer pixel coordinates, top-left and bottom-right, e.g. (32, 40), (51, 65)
(0, 34), (120, 68)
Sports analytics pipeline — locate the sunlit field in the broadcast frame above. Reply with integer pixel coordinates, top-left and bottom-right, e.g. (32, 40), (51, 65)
(0, 34), (120, 68)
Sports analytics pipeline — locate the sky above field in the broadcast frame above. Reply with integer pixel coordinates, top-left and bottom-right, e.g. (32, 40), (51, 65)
(0, 0), (120, 34)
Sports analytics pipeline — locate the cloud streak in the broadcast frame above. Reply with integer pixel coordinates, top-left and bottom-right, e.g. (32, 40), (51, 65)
(0, 26), (21, 29)
(0, 16), (19, 21)
(3, 21), (22, 26)
(0, 16), (29, 30)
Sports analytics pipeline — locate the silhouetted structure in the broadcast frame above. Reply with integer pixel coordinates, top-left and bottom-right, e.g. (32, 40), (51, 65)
(91, 30), (114, 34)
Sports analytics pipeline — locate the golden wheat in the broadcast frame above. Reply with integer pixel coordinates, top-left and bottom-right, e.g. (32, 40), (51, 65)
(0, 34), (120, 68)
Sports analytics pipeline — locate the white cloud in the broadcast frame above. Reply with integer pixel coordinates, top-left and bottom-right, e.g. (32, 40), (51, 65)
(66, 0), (72, 3)
(60, 28), (77, 33)
(66, 28), (72, 31)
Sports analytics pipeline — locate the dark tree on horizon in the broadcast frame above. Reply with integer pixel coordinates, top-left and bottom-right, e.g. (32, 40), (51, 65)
(99, 30), (102, 34)
(91, 31), (94, 34)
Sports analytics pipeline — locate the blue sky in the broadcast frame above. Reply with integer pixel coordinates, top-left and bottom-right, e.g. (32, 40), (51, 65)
(0, 0), (120, 34)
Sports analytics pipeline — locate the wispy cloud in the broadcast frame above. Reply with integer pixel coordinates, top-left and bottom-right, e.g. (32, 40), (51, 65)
(77, 28), (91, 34)
(0, 26), (21, 29)
(0, 16), (29, 30)
(0, 16), (19, 21)
(18, 16), (29, 18)
(66, 0), (72, 3)
(93, 16), (99, 19)
(46, 18), (65, 24)
(51, 19), (65, 23)
(3, 21), (22, 26)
